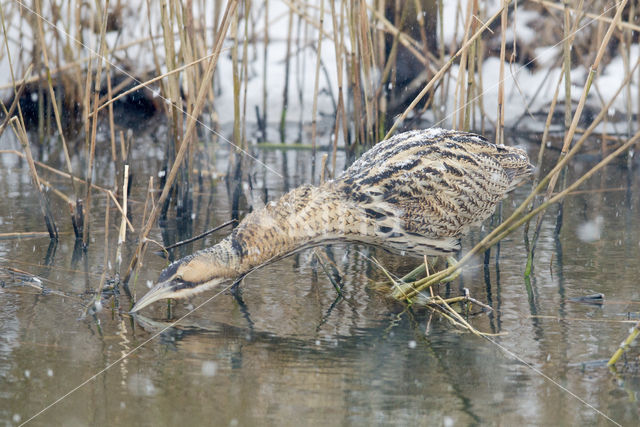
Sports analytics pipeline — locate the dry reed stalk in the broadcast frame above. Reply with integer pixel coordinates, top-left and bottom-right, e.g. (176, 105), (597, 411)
(350, 48), (365, 148)
(281, 0), (334, 40)
(463, 0), (478, 132)
(345, 2), (366, 148)
(295, 2), (309, 142)
(414, 0), (429, 60)
(545, 0), (627, 195)
(536, 65), (564, 178)
(140, 176), (155, 230)
(474, 20), (487, 132)
(0, 67), (32, 138)
(115, 165), (129, 278)
(279, 6), (294, 142)
(365, 3), (434, 71)
(523, 68), (564, 276)
(310, 0), (325, 157)
(231, 4), (241, 152)
(33, 175), (72, 205)
(0, 232), (53, 239)
(523, 0), (584, 273)
(123, 0), (239, 291)
(176, 1), (196, 116)
(388, 2), (400, 94)
(620, 2), (634, 138)
(241, 1), (251, 150)
(0, 149), (133, 232)
(94, 196), (110, 302)
(524, 55), (640, 277)
(374, 0), (386, 139)
(0, 28), (178, 91)
(261, 0), (269, 141)
(33, 2), (76, 195)
(496, 0), (507, 145)
(90, 50), (223, 118)
(106, 70), (117, 162)
(11, 118), (58, 239)
(82, 38), (94, 152)
(453, 0), (473, 130)
(553, 1), (585, 224)
(113, 129), (124, 197)
(319, 153), (328, 184)
(532, 0), (640, 33)
(0, 5), (31, 136)
(119, 130), (128, 163)
(146, 0), (169, 115)
(435, 0), (446, 124)
(368, 3), (382, 141)
(562, 2), (572, 131)
(445, 0), (462, 122)
(329, 0), (347, 173)
(385, 0), (510, 140)
(82, 0), (111, 247)
(357, 0), (376, 145)
(27, 1), (45, 142)
(161, 0), (182, 145)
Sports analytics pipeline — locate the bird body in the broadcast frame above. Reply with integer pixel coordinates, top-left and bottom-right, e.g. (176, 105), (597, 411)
(131, 128), (533, 312)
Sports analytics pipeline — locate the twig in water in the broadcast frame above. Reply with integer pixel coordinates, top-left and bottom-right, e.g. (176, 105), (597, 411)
(0, 232), (56, 240)
(162, 219), (236, 251)
(313, 249), (343, 297)
(607, 321), (640, 367)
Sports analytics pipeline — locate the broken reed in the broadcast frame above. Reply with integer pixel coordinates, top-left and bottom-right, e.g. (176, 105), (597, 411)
(122, 0), (239, 295)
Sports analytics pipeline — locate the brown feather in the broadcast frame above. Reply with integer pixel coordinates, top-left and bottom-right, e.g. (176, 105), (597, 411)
(132, 128), (533, 311)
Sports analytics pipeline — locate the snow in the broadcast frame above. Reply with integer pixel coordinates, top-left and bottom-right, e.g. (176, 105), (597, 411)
(441, 0), (502, 45)
(576, 216), (604, 243)
(504, 9), (539, 45)
(0, 1), (637, 133)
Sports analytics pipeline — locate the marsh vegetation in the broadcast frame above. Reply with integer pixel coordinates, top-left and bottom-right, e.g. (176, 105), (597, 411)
(1, 1), (639, 425)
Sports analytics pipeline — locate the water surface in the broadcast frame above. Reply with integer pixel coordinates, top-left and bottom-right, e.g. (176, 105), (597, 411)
(1, 127), (639, 426)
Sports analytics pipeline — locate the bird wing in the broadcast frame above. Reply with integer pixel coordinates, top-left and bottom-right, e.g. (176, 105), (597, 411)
(338, 129), (516, 255)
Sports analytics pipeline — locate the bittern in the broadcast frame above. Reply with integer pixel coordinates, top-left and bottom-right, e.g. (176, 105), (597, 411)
(131, 128), (533, 313)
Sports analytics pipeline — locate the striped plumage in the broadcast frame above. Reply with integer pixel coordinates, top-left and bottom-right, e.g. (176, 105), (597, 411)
(131, 128), (533, 313)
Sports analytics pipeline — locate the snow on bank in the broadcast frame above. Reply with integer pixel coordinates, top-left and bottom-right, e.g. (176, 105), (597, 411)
(1, 1), (637, 133)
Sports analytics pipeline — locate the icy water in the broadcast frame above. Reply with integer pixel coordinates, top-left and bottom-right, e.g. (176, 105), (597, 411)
(1, 127), (639, 426)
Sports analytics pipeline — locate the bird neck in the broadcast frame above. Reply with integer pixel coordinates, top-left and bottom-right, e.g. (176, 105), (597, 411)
(202, 183), (363, 278)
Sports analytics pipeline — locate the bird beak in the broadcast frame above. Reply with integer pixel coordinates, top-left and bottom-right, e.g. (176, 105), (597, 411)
(130, 280), (176, 313)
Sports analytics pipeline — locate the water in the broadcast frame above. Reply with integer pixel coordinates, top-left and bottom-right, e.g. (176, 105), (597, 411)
(1, 127), (639, 426)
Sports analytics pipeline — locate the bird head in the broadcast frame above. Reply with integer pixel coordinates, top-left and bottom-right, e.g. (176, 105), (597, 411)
(130, 253), (237, 313)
